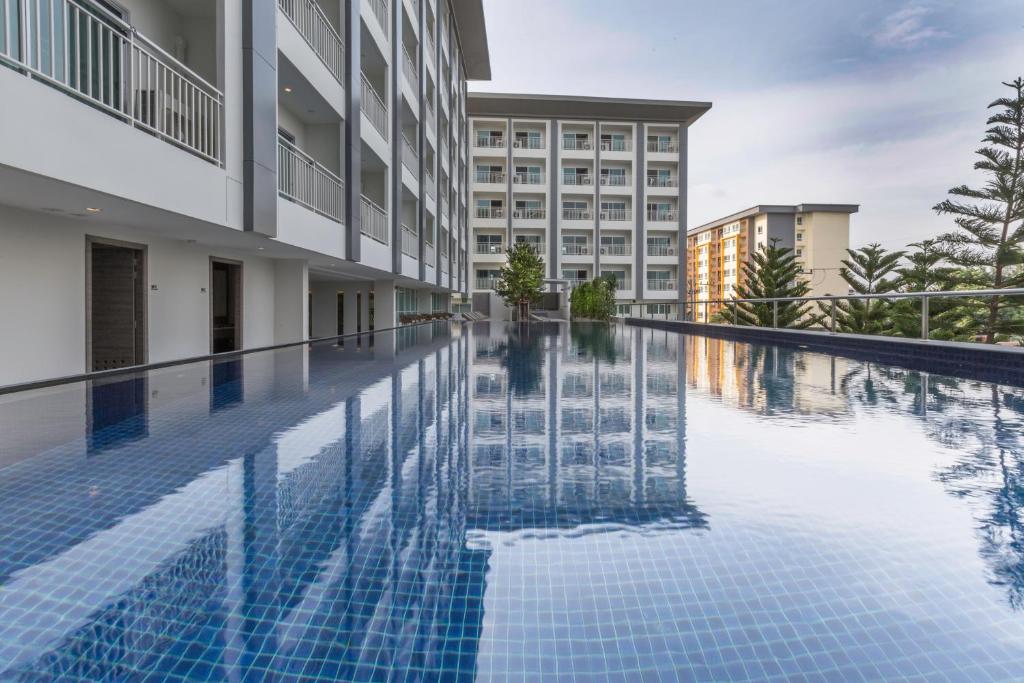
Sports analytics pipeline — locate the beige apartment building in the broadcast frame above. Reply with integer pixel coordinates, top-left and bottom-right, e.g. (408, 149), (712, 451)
(686, 204), (858, 321)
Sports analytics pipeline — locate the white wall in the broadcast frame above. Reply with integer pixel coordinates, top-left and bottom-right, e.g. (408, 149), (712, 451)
(0, 206), (286, 387)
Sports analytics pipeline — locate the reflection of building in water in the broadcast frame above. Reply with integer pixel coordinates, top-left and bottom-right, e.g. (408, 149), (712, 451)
(466, 322), (705, 530)
(686, 335), (851, 417)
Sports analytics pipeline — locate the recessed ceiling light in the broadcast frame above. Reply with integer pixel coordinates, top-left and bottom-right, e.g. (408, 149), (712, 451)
(258, 247), (265, 250)
(85, 207), (102, 213)
(284, 86), (293, 93)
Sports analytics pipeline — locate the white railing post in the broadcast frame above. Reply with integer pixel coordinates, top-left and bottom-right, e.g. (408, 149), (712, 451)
(921, 295), (929, 340)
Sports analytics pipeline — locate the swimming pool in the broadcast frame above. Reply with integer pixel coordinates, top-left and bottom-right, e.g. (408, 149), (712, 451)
(0, 321), (1022, 681)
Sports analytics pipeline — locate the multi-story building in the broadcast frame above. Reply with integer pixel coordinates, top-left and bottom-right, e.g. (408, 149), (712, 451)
(0, 0), (487, 386)
(686, 204), (858, 321)
(466, 94), (711, 315)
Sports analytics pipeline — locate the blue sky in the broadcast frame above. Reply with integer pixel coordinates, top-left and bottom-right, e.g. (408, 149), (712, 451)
(471, 0), (1024, 249)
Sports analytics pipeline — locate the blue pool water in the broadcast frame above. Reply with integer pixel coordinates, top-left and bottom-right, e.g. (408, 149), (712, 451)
(0, 321), (1023, 681)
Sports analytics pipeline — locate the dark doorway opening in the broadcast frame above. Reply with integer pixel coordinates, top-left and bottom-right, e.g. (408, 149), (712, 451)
(211, 260), (242, 353)
(88, 240), (146, 371)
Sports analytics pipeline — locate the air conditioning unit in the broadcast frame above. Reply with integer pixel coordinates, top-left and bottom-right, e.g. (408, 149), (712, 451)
(599, 212), (607, 220)
(584, 211), (592, 219)
(582, 176), (592, 185)
(668, 248), (675, 256)
(513, 140), (521, 148)
(582, 142), (592, 150)
(513, 210), (522, 218)
(512, 175), (521, 183)
(599, 177), (608, 185)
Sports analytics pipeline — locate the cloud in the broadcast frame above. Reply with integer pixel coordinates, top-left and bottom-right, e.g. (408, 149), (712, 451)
(872, 4), (951, 49)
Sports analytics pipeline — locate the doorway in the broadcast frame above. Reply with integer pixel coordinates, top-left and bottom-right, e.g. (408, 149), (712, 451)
(87, 238), (146, 371)
(210, 259), (242, 353)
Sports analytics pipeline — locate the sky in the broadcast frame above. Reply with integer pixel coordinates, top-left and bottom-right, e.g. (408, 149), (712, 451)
(470, 0), (1024, 250)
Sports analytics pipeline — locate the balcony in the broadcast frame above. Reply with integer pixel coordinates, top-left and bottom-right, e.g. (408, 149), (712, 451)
(562, 244), (591, 256)
(475, 136), (506, 149)
(647, 209), (678, 222)
(279, 0), (344, 83)
(647, 279), (677, 291)
(600, 139), (632, 152)
(515, 241), (545, 254)
(402, 45), (419, 91)
(475, 277), (498, 290)
(513, 137), (545, 150)
(475, 243), (504, 255)
(401, 224), (418, 257)
(402, 134), (418, 173)
(562, 174), (593, 187)
(563, 138), (593, 151)
(513, 208), (546, 220)
(476, 207), (505, 219)
(513, 172), (545, 185)
(599, 174), (631, 187)
(562, 208), (593, 220)
(278, 136), (344, 222)
(474, 171), (506, 184)
(366, 0), (389, 34)
(600, 244), (632, 256)
(361, 75), (388, 140)
(360, 195), (389, 244)
(601, 209), (632, 222)
(647, 140), (678, 153)
(648, 245), (676, 257)
(647, 176), (679, 188)
(0, 0), (224, 165)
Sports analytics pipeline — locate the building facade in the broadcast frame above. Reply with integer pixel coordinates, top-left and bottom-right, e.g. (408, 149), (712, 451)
(686, 204), (858, 322)
(466, 94), (711, 315)
(0, 0), (487, 386)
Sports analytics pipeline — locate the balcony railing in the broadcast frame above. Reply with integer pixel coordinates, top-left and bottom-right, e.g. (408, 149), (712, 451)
(562, 208), (592, 220)
(474, 171), (506, 184)
(476, 207), (504, 219)
(366, 0), (389, 34)
(425, 242), (435, 264)
(562, 174), (592, 186)
(401, 223), (418, 257)
(401, 45), (418, 90)
(513, 172), (544, 185)
(475, 277), (498, 290)
(647, 175), (679, 188)
(563, 138), (592, 151)
(360, 195), (389, 244)
(475, 243), (504, 255)
(647, 140), (678, 153)
(361, 75), (388, 140)
(475, 136), (506, 149)
(562, 244), (590, 256)
(515, 241), (545, 254)
(401, 134), (418, 172)
(601, 209), (632, 221)
(0, 0), (225, 165)
(278, 0), (344, 82)
(513, 136), (545, 150)
(600, 139), (632, 152)
(648, 245), (676, 256)
(647, 279), (677, 291)
(599, 174), (631, 187)
(278, 137), (343, 222)
(425, 31), (436, 60)
(425, 171), (436, 198)
(600, 244), (631, 256)
(513, 208), (546, 220)
(647, 209), (678, 222)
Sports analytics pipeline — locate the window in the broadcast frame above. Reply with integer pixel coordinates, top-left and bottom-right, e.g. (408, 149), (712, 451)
(757, 225), (764, 234)
(562, 235), (588, 254)
(563, 131), (590, 149)
(796, 232), (803, 241)
(600, 132), (627, 151)
(647, 202), (674, 220)
(563, 269), (588, 282)
(396, 287), (418, 315)
(796, 216), (804, 225)
(514, 130), (542, 147)
(475, 129), (503, 146)
(515, 165), (542, 184)
(795, 248), (803, 257)
(474, 164), (503, 182)
(562, 167), (590, 184)
(600, 270), (627, 286)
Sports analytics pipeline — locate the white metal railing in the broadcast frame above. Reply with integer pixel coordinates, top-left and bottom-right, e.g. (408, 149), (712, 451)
(513, 136), (544, 150)
(562, 208), (592, 220)
(401, 223), (418, 256)
(648, 245), (675, 256)
(601, 209), (631, 221)
(278, 137), (343, 222)
(647, 140), (678, 153)
(425, 242), (435, 264)
(515, 240), (545, 254)
(562, 174), (593, 186)
(0, 0), (224, 165)
(361, 75), (388, 140)
(601, 244), (631, 256)
(475, 243), (504, 255)
(474, 171), (506, 184)
(563, 138), (592, 151)
(440, 195), (449, 217)
(647, 279), (677, 291)
(476, 206), (504, 219)
(401, 134), (418, 172)
(426, 101), (436, 131)
(600, 174), (631, 187)
(278, 0), (344, 82)
(425, 31), (436, 60)
(600, 139), (632, 152)
(475, 136), (505, 148)
(562, 244), (590, 256)
(647, 209), (678, 221)
(360, 195), (389, 243)
(647, 175), (679, 188)
(513, 207), (545, 219)
(513, 172), (544, 185)
(475, 277), (498, 290)
(425, 170), (435, 197)
(366, 0), (388, 33)
(402, 44), (418, 90)
(565, 277), (588, 287)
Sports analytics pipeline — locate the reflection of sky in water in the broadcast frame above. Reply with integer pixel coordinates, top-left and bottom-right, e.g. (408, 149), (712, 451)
(0, 321), (1021, 681)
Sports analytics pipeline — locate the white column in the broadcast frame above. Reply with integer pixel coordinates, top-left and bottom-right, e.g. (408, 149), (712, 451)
(273, 260), (309, 345)
(359, 287), (371, 332)
(374, 279), (396, 329)
(417, 289), (433, 314)
(310, 283), (339, 338)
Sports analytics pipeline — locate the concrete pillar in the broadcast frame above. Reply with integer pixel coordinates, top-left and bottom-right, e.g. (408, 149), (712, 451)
(359, 287), (371, 332)
(374, 279), (396, 330)
(310, 283), (339, 338)
(273, 260), (308, 345)
(342, 286), (359, 336)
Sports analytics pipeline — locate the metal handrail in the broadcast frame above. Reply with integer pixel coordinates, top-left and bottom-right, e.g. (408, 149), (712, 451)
(563, 138), (592, 151)
(562, 174), (593, 186)
(474, 171), (506, 183)
(647, 141), (678, 153)
(513, 208), (546, 219)
(400, 223), (418, 257)
(361, 75), (388, 140)
(601, 244), (631, 256)
(401, 44), (418, 89)
(601, 209), (632, 221)
(277, 136), (344, 222)
(1, 0), (224, 165)
(278, 0), (344, 82)
(360, 195), (389, 244)
(647, 279), (677, 291)
(562, 244), (590, 255)
(366, 0), (388, 33)
(475, 136), (506, 148)
(647, 210), (678, 221)
(562, 209), (592, 220)
(600, 139), (631, 152)
(600, 174), (631, 186)
(647, 176), (678, 187)
(476, 207), (504, 218)
(514, 136), (545, 149)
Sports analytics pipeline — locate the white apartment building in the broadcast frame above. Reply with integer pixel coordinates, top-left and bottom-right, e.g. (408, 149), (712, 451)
(467, 94), (711, 315)
(0, 0), (487, 386)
